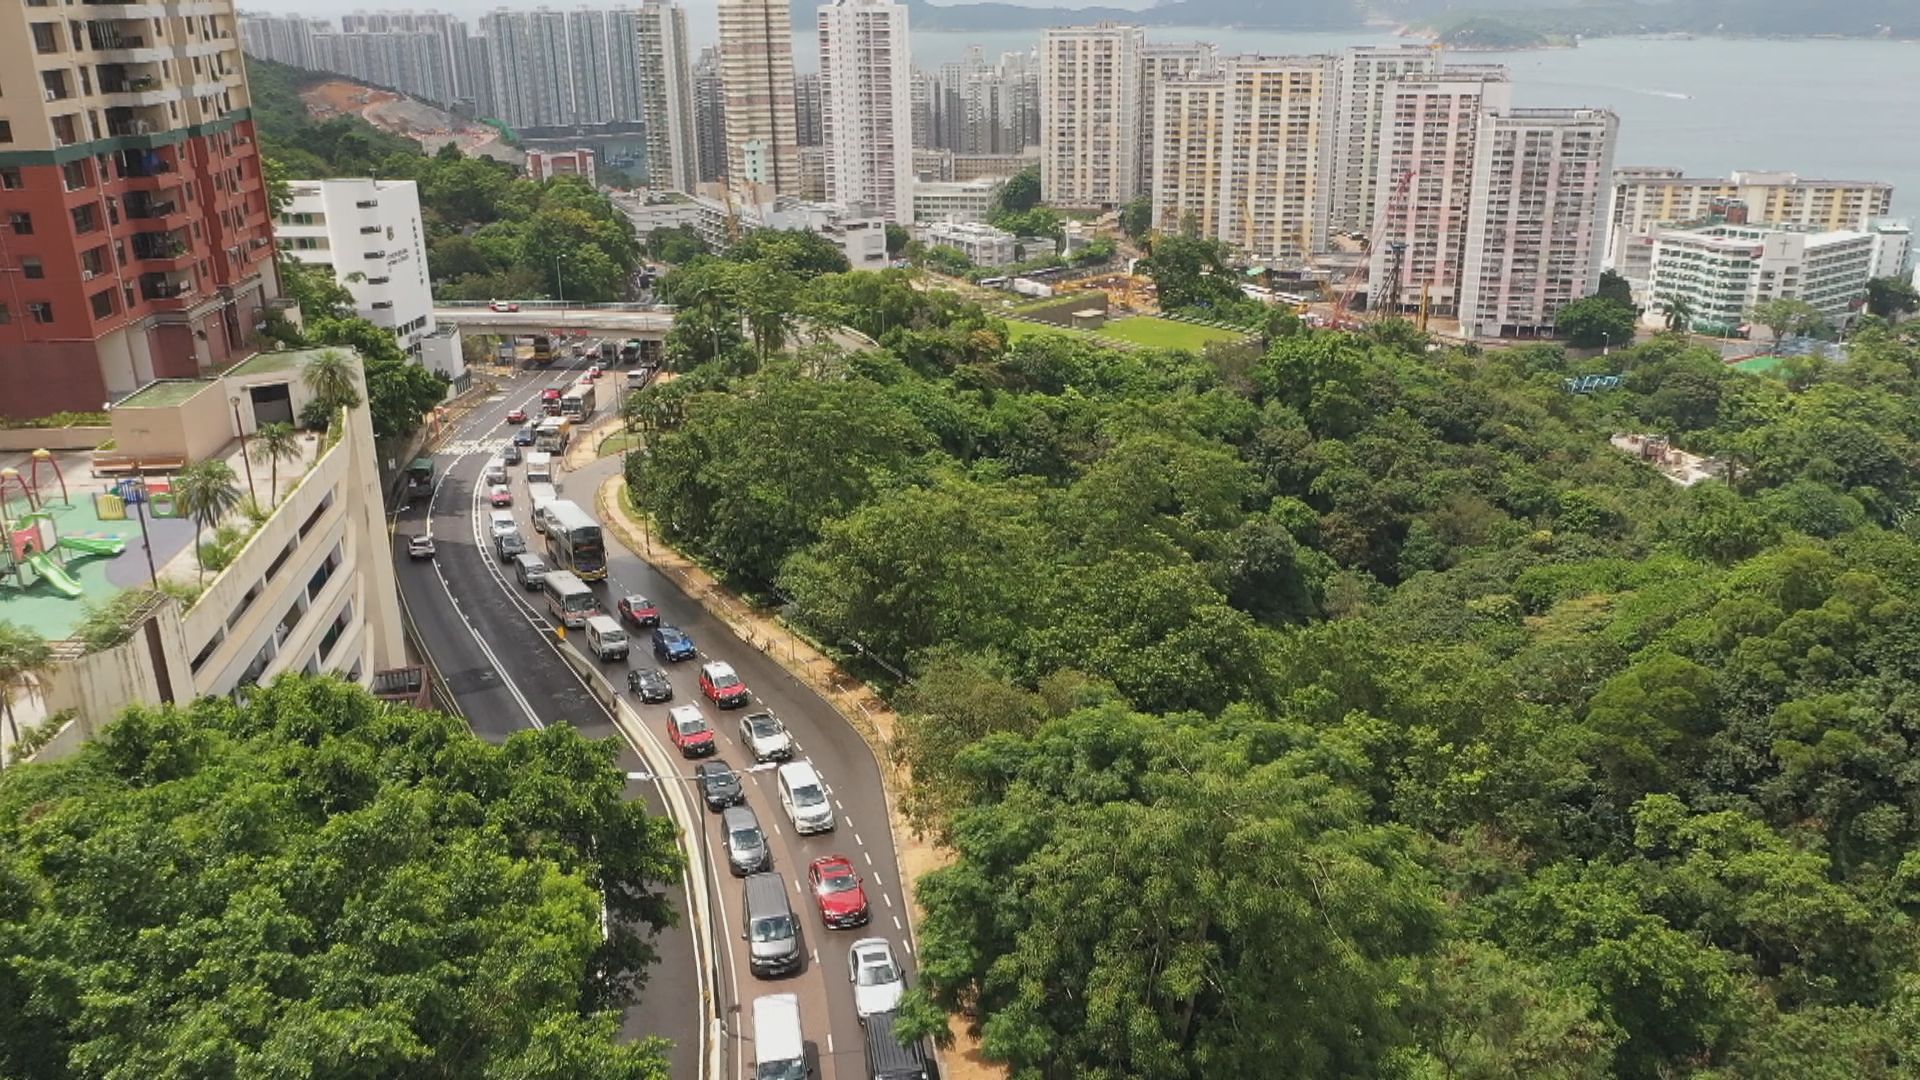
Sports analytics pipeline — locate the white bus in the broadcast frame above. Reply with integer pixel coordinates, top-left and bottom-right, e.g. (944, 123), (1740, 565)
(542, 499), (606, 580)
(541, 569), (599, 628)
(560, 383), (595, 422)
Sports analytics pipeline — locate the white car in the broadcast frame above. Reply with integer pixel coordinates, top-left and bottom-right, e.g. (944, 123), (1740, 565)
(848, 938), (905, 1020)
(488, 299), (519, 312)
(738, 710), (793, 762)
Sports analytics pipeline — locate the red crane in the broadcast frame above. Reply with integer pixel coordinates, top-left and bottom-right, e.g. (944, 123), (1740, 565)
(1333, 169), (1416, 329)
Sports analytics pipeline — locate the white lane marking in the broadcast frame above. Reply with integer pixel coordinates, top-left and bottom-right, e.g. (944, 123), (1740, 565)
(810, 948), (819, 966)
(844, 818), (855, 832)
(826, 1033), (834, 1055)
(792, 877), (803, 897)
(863, 851), (873, 866)
(836, 800), (845, 811)
(892, 915), (902, 930)
(870, 873), (883, 885)
(772, 822), (783, 837)
(882, 893), (893, 908)
(902, 940), (913, 956)
(853, 833), (863, 848)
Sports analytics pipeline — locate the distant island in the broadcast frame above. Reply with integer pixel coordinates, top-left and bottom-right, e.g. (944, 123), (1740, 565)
(874, 0), (1915, 40)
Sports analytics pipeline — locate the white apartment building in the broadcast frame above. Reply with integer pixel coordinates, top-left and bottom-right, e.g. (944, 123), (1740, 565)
(1869, 219), (1912, 282)
(1367, 68), (1512, 318)
(1608, 167), (1895, 296)
(819, 0), (914, 222)
(688, 193), (886, 269)
(1649, 224), (1876, 335)
(1137, 41), (1218, 197)
(1459, 107), (1620, 339)
(719, 0), (802, 195)
(921, 220), (1019, 266)
(1329, 44), (1441, 235)
(21, 349), (407, 745)
(634, 1), (698, 192)
(1148, 55), (1336, 264)
(275, 179), (461, 380)
(1041, 24), (1145, 207)
(911, 178), (1001, 224)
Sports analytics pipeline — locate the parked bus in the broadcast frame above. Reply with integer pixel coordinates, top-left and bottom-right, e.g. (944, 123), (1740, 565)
(542, 569), (599, 627)
(543, 499), (607, 580)
(561, 383), (596, 421)
(540, 387), (564, 415)
(535, 417), (572, 453)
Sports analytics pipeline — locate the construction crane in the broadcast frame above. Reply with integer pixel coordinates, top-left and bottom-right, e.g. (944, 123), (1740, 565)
(1333, 169), (1414, 329)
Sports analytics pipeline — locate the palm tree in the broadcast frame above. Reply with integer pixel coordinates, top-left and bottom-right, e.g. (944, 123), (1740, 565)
(0, 621), (54, 768)
(250, 422), (304, 506)
(302, 348), (361, 412)
(1662, 294), (1695, 333)
(174, 460), (242, 583)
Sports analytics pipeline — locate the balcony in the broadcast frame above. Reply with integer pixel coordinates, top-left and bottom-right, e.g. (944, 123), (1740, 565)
(125, 193), (183, 222)
(100, 73), (181, 107)
(137, 271), (194, 304)
(131, 230), (190, 264)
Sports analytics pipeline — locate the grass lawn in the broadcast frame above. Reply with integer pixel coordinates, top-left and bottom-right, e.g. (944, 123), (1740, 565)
(598, 432), (642, 457)
(1004, 321), (1074, 342)
(1099, 317), (1247, 350)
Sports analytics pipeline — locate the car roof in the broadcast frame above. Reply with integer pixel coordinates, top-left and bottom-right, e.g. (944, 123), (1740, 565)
(812, 855), (853, 873)
(721, 805), (759, 829)
(851, 937), (892, 960)
(777, 761), (820, 786)
(702, 660), (736, 676)
(669, 704), (706, 724)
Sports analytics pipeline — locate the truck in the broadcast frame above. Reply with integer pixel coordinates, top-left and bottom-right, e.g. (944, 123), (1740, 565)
(406, 457), (434, 491)
(540, 387), (564, 415)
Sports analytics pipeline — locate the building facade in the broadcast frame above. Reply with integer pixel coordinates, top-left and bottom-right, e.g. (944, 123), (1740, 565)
(1459, 107), (1620, 339)
(718, 0), (801, 196)
(524, 148), (598, 184)
(634, 0), (698, 193)
(818, 0), (913, 222)
(1329, 44), (1440, 235)
(1137, 41), (1217, 198)
(1649, 224), (1876, 334)
(911, 178), (1000, 224)
(1366, 68), (1511, 318)
(794, 72), (825, 147)
(0, 0), (280, 417)
(1149, 56), (1336, 264)
(693, 46), (728, 184)
(920, 220), (1017, 265)
(275, 179), (439, 361)
(1040, 24), (1144, 208)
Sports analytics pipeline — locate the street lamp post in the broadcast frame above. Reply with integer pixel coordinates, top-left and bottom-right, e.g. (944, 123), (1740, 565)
(554, 254), (569, 309)
(230, 396), (257, 504)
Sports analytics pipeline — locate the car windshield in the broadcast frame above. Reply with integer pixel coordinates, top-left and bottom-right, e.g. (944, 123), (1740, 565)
(627, 596), (650, 609)
(750, 914), (793, 942)
(730, 826), (762, 848)
(756, 1061), (805, 1080)
(676, 716), (709, 736)
(793, 783), (825, 807)
(856, 958), (899, 986)
(640, 671), (665, 685)
(747, 715), (782, 737)
(703, 767), (736, 787)
(714, 673), (742, 689)
(819, 870), (858, 894)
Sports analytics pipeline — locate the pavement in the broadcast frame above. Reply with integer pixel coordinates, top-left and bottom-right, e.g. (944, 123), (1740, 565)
(392, 351), (915, 1080)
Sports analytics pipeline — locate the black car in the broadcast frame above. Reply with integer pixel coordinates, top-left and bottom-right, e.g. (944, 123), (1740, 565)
(513, 423), (537, 447)
(627, 667), (673, 703)
(651, 625), (697, 662)
(695, 761), (745, 811)
(501, 443), (522, 465)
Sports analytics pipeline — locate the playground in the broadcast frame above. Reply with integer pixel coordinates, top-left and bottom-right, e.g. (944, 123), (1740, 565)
(0, 449), (198, 640)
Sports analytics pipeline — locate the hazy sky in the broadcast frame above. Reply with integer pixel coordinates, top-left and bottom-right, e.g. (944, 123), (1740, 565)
(238, 0), (1158, 49)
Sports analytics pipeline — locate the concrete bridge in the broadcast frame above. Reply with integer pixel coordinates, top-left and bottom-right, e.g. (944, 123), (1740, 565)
(432, 303), (674, 340)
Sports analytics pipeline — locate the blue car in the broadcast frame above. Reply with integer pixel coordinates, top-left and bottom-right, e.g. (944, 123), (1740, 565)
(513, 423), (537, 447)
(652, 625), (697, 662)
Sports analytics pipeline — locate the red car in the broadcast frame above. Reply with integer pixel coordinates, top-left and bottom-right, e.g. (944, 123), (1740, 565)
(807, 856), (870, 928)
(618, 594), (660, 628)
(488, 484), (512, 507)
(586, 365), (603, 380)
(667, 705), (716, 758)
(699, 662), (751, 709)
(507, 407), (528, 424)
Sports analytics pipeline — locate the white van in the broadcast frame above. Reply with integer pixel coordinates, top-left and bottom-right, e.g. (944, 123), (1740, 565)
(527, 482), (559, 533)
(752, 995), (806, 1079)
(488, 510), (518, 538)
(483, 459), (507, 487)
(777, 761), (835, 835)
(525, 451), (553, 486)
(585, 614), (628, 661)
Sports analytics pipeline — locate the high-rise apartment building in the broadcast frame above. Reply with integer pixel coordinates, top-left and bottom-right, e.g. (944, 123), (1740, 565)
(477, 9), (574, 130)
(1330, 44), (1440, 235)
(1, 0), (279, 415)
(566, 8), (613, 126)
(1458, 107), (1620, 339)
(1041, 24), (1144, 208)
(794, 72), (825, 147)
(693, 47), (728, 184)
(1149, 56), (1336, 263)
(634, 0), (698, 192)
(819, 0), (913, 221)
(1366, 67), (1511, 318)
(1608, 167), (1896, 294)
(242, 10), (472, 109)
(718, 0), (801, 195)
(1137, 41), (1216, 197)
(239, 12), (321, 69)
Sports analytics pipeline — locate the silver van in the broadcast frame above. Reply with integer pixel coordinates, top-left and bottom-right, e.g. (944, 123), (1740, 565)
(777, 761), (835, 835)
(721, 805), (769, 876)
(488, 510), (518, 538)
(743, 871), (801, 977)
(528, 482), (559, 533)
(585, 614), (629, 661)
(512, 553), (547, 589)
(483, 459), (508, 487)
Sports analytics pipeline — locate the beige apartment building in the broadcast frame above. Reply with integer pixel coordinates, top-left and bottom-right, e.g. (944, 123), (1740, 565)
(1040, 23), (1144, 208)
(718, 0), (800, 196)
(1136, 40), (1217, 198)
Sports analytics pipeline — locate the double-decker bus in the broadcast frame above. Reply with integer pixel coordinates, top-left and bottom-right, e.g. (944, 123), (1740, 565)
(532, 334), (555, 365)
(560, 382), (595, 421)
(543, 500), (606, 580)
(535, 417), (572, 453)
(542, 569), (599, 627)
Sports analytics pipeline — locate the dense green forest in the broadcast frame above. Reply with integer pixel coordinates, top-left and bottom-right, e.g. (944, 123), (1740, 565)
(0, 678), (680, 1077)
(627, 253), (1920, 1078)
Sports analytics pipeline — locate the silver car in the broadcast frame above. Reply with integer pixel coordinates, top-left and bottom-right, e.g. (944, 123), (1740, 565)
(848, 937), (905, 1020)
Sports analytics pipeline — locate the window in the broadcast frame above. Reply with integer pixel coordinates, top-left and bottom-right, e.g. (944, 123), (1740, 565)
(61, 160), (88, 191)
(9, 212), (31, 236)
(22, 258), (43, 280)
(28, 302), (54, 324)
(31, 22), (59, 54)
(90, 289), (114, 318)
(0, 121), (12, 144)
(0, 304), (9, 325)
(70, 205), (98, 234)
(0, 168), (21, 190)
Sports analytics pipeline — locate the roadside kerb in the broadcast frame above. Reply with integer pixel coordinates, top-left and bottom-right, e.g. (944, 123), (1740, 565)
(554, 644), (727, 1080)
(596, 477), (996, 1075)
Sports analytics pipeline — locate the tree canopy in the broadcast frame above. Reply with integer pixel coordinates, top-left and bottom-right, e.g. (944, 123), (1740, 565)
(0, 676), (680, 1078)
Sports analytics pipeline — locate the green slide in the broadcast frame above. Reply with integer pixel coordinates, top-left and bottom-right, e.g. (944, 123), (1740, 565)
(26, 554), (84, 599)
(58, 535), (127, 557)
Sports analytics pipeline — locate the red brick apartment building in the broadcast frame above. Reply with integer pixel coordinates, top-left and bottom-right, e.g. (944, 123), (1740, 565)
(0, 0), (278, 418)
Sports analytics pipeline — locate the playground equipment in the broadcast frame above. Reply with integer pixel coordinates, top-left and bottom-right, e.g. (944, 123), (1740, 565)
(23, 553), (82, 598)
(28, 449), (69, 508)
(58, 534), (127, 557)
(0, 468), (36, 516)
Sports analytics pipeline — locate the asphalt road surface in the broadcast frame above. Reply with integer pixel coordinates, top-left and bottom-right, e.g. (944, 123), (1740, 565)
(393, 353), (917, 1080)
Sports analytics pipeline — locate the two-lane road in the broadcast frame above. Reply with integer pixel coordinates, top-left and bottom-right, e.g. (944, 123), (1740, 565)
(395, 362), (917, 1078)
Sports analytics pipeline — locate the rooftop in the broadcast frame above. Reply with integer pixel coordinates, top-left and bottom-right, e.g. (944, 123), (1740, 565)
(227, 347), (336, 379)
(118, 379), (214, 409)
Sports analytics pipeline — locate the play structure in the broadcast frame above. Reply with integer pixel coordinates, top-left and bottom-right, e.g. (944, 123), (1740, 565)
(0, 456), (134, 601)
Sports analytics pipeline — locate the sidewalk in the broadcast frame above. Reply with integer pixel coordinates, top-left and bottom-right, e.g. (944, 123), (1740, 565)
(592, 474), (1003, 1079)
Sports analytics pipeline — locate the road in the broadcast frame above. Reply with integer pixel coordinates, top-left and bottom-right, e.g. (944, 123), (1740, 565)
(393, 353), (916, 1080)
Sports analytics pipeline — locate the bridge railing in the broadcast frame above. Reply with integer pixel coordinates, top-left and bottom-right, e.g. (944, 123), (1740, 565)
(435, 300), (676, 313)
